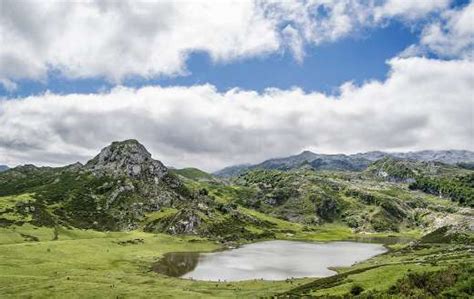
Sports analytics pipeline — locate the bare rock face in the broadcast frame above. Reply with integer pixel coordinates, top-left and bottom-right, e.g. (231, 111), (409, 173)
(85, 139), (169, 181)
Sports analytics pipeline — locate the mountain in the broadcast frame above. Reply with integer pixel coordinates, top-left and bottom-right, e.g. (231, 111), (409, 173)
(365, 157), (472, 182)
(0, 140), (191, 231)
(214, 151), (372, 177)
(213, 163), (252, 177)
(356, 149), (474, 164)
(214, 149), (474, 177)
(0, 165), (8, 172)
(257, 151), (371, 172)
(0, 140), (283, 240)
(85, 139), (169, 180)
(1, 141), (472, 234)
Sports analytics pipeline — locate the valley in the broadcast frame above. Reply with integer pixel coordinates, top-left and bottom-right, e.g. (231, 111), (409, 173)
(0, 140), (472, 298)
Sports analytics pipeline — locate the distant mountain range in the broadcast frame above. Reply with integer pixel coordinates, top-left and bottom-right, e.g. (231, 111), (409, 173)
(0, 165), (9, 172)
(214, 150), (474, 177)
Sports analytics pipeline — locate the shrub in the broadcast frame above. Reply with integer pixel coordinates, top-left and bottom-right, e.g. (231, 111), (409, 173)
(350, 284), (364, 295)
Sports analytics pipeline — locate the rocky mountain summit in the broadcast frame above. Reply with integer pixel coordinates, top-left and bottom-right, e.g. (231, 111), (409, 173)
(85, 139), (168, 181)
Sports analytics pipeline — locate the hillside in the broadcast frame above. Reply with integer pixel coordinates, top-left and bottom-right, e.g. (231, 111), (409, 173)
(0, 140), (472, 298)
(214, 150), (474, 177)
(230, 168), (472, 233)
(0, 140), (193, 231)
(1, 140), (472, 239)
(0, 140), (317, 242)
(171, 167), (215, 181)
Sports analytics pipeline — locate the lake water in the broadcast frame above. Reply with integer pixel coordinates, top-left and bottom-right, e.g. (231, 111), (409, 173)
(153, 240), (387, 281)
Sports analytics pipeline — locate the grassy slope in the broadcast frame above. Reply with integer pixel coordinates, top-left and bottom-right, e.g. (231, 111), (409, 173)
(0, 224), (317, 298)
(171, 168), (214, 181)
(279, 240), (473, 297)
(177, 176), (423, 242)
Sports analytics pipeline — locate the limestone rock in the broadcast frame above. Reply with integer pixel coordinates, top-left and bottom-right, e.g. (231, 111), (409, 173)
(85, 139), (169, 182)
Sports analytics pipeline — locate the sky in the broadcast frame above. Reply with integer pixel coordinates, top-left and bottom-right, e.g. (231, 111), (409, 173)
(0, 0), (473, 171)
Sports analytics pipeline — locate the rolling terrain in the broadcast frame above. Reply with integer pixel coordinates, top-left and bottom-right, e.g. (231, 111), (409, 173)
(0, 140), (472, 298)
(214, 149), (474, 177)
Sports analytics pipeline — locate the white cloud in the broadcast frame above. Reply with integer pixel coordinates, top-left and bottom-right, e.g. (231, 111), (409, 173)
(0, 79), (17, 92)
(0, 0), (459, 88)
(419, 1), (474, 58)
(1, 57), (472, 171)
(374, 0), (450, 21)
(0, 0), (280, 87)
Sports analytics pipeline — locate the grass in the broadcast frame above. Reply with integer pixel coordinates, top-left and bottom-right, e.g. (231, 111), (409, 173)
(0, 226), (314, 298)
(0, 221), (421, 298)
(142, 208), (179, 223)
(0, 194), (35, 222)
(279, 241), (473, 297)
(171, 168), (214, 181)
(0, 223), (471, 298)
(311, 264), (440, 296)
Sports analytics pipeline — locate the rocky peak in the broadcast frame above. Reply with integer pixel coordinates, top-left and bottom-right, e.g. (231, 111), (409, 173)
(85, 139), (168, 180)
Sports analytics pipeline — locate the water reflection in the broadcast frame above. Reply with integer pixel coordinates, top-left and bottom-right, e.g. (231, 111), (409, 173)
(153, 240), (387, 281)
(349, 235), (414, 245)
(153, 252), (199, 277)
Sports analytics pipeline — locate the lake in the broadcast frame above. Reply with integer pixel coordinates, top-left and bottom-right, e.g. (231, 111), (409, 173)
(153, 240), (387, 281)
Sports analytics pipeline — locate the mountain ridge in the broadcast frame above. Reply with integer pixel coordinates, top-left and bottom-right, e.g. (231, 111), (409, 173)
(214, 149), (474, 177)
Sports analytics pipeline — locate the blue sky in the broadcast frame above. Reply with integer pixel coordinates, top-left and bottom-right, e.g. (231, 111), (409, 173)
(0, 19), (426, 97)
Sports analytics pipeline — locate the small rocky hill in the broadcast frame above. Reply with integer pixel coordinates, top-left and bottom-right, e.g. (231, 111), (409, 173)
(0, 140), (191, 231)
(85, 140), (168, 180)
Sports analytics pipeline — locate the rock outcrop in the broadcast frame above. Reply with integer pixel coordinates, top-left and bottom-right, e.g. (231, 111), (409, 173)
(85, 139), (168, 181)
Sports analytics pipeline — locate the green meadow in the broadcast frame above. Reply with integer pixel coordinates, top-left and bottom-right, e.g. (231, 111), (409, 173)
(1, 220), (471, 298)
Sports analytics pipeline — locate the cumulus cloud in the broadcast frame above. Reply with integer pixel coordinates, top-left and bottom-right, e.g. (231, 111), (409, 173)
(0, 0), (457, 89)
(373, 0), (450, 20)
(419, 1), (474, 58)
(0, 57), (472, 171)
(0, 0), (279, 87)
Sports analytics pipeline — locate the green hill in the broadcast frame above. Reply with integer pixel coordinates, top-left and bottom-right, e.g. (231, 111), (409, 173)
(171, 167), (215, 181)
